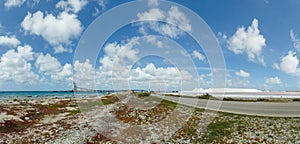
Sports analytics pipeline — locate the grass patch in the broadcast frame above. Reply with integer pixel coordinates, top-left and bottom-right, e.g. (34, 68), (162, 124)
(198, 93), (219, 100)
(135, 92), (151, 98)
(113, 99), (178, 125)
(198, 93), (211, 99)
(160, 99), (177, 109)
(68, 109), (81, 115)
(293, 98), (300, 102)
(101, 95), (119, 105)
(164, 94), (180, 97)
(78, 95), (120, 112)
(204, 120), (234, 143)
(79, 101), (101, 112)
(223, 97), (257, 102)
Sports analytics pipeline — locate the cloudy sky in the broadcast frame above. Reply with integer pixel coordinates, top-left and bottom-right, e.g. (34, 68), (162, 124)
(0, 0), (299, 91)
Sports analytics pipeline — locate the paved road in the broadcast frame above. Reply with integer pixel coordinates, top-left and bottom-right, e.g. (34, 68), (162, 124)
(153, 94), (300, 117)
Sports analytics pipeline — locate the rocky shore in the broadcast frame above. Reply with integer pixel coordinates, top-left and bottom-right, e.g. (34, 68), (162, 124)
(1, 94), (300, 143)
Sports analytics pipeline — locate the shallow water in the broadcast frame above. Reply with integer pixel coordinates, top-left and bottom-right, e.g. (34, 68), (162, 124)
(0, 91), (106, 99)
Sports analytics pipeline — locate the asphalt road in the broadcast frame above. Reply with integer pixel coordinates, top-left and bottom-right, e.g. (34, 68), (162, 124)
(153, 94), (300, 117)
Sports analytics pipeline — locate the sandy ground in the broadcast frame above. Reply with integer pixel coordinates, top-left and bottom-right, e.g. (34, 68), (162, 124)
(1, 94), (300, 143)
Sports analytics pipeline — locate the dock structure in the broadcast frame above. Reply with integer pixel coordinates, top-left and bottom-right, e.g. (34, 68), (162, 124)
(72, 82), (96, 92)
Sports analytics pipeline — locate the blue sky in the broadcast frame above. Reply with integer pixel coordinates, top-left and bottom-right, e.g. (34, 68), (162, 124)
(0, 0), (299, 91)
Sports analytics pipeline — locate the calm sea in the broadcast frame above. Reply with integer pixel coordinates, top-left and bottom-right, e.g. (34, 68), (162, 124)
(0, 91), (106, 99)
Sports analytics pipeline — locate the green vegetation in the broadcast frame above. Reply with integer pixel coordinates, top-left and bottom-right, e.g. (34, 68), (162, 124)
(164, 94), (180, 97)
(160, 99), (177, 109)
(101, 95), (119, 105)
(198, 93), (211, 99)
(198, 93), (219, 100)
(78, 101), (103, 112)
(68, 109), (81, 115)
(223, 97), (257, 102)
(293, 98), (300, 101)
(205, 120), (234, 142)
(78, 95), (121, 112)
(135, 92), (151, 98)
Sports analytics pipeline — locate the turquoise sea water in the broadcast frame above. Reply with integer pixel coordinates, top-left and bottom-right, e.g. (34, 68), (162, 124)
(0, 91), (106, 99)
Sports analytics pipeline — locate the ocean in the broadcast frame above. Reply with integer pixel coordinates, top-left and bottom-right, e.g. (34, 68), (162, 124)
(0, 91), (106, 100)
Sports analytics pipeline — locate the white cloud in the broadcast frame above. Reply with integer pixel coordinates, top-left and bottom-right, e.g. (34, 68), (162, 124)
(4, 0), (26, 8)
(35, 53), (62, 75)
(217, 32), (227, 44)
(95, 37), (194, 90)
(265, 77), (281, 85)
(137, 8), (165, 21)
(35, 53), (72, 81)
(290, 29), (300, 51)
(228, 19), (266, 65)
(272, 63), (280, 70)
(129, 63), (192, 90)
(54, 63), (72, 80)
(148, 0), (159, 7)
(145, 35), (163, 48)
(21, 11), (83, 53)
(99, 38), (139, 77)
(0, 35), (21, 47)
(74, 59), (96, 89)
(166, 6), (191, 32)
(130, 63), (192, 81)
(192, 50), (205, 61)
(92, 0), (107, 17)
(56, 0), (88, 13)
(235, 70), (250, 78)
(279, 51), (299, 74)
(53, 45), (72, 53)
(96, 0), (106, 9)
(0, 45), (38, 84)
(137, 6), (192, 38)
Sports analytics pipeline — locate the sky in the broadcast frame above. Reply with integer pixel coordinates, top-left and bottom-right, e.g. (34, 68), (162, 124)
(0, 0), (300, 91)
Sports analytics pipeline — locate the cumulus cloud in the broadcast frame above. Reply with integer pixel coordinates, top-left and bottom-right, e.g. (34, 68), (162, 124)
(71, 36), (195, 90)
(93, 37), (194, 90)
(228, 19), (266, 65)
(0, 35), (20, 47)
(130, 63), (192, 81)
(137, 6), (192, 38)
(235, 70), (250, 78)
(192, 50), (205, 61)
(0, 45), (38, 84)
(148, 0), (159, 7)
(35, 53), (72, 82)
(4, 0), (26, 8)
(35, 53), (62, 75)
(98, 38), (140, 81)
(56, 0), (88, 13)
(21, 11), (83, 53)
(279, 51), (299, 74)
(129, 63), (192, 90)
(265, 77), (281, 85)
(74, 59), (97, 89)
(290, 29), (300, 51)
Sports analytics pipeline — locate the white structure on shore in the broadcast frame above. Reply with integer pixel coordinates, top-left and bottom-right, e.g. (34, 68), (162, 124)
(165, 88), (300, 99)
